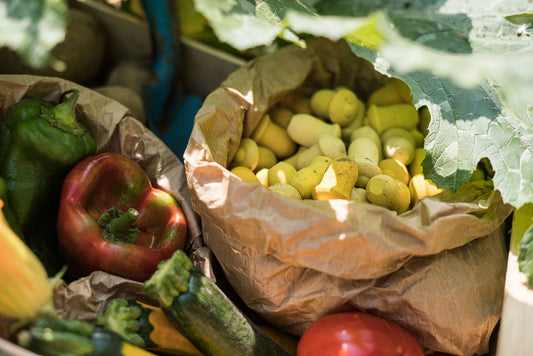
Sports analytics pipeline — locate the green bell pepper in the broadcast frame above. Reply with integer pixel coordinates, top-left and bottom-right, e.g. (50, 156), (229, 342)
(0, 89), (97, 275)
(0, 97), (54, 168)
(0, 176), (24, 240)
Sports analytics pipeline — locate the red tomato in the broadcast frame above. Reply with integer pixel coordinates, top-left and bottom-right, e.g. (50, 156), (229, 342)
(297, 311), (425, 356)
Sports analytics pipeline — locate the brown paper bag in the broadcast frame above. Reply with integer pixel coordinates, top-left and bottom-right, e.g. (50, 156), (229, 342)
(184, 39), (513, 355)
(0, 75), (209, 349)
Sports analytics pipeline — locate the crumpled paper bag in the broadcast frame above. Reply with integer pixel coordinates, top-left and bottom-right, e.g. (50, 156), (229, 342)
(0, 74), (209, 340)
(183, 39), (513, 355)
(52, 271), (150, 322)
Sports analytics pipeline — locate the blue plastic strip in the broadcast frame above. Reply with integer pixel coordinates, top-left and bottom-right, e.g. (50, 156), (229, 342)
(140, 0), (203, 160)
(140, 0), (176, 126)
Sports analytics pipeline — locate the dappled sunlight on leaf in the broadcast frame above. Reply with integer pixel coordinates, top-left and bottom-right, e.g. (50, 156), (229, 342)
(0, 0), (67, 68)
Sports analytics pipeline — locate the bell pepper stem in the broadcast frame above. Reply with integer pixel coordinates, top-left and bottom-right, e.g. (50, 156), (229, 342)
(97, 207), (140, 244)
(42, 89), (87, 137)
(109, 208), (139, 232)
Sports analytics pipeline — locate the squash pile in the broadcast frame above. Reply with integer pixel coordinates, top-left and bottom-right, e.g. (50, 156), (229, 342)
(229, 78), (443, 214)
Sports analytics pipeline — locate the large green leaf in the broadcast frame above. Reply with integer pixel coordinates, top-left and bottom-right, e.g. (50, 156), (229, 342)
(0, 0), (67, 68)
(192, 0), (317, 50)
(193, 0), (533, 210)
(306, 5), (533, 209)
(519, 220), (533, 287)
(343, 18), (533, 207)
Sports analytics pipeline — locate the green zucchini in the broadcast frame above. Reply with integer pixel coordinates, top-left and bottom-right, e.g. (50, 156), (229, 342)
(144, 250), (291, 356)
(17, 315), (156, 356)
(96, 298), (203, 355)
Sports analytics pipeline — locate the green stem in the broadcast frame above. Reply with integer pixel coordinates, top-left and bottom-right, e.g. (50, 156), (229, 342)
(110, 208), (139, 233)
(144, 250), (192, 308)
(97, 207), (140, 244)
(42, 89), (87, 137)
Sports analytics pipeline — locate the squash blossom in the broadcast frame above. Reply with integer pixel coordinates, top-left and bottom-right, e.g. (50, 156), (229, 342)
(0, 200), (52, 320)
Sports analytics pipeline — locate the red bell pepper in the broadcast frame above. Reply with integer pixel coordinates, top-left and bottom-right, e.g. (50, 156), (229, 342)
(57, 152), (188, 282)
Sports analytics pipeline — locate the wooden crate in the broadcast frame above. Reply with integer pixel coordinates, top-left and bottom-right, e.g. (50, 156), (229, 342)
(72, 0), (247, 97)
